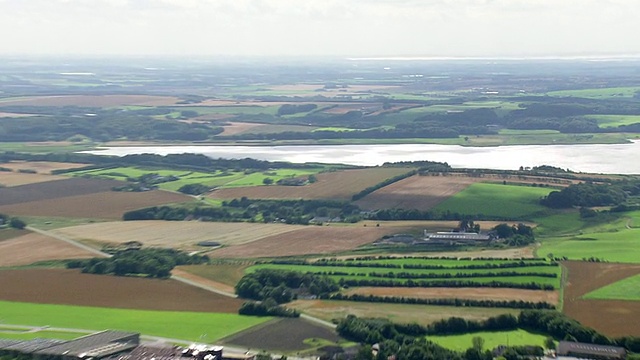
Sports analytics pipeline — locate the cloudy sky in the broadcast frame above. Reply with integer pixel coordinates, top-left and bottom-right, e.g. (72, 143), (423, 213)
(1, 0), (638, 58)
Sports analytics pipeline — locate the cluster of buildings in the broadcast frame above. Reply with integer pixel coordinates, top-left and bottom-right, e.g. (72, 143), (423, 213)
(0, 331), (254, 360)
(375, 231), (494, 246)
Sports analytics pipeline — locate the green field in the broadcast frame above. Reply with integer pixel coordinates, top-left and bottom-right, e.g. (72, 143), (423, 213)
(69, 166), (323, 191)
(0, 301), (270, 342)
(433, 183), (553, 219)
(585, 115), (640, 128)
(537, 211), (640, 263)
(547, 87), (640, 99)
(0, 329), (85, 341)
(247, 258), (561, 289)
(583, 274), (640, 301)
(427, 329), (547, 351)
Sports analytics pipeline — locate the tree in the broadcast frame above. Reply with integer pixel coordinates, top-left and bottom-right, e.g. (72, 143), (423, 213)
(9, 217), (26, 230)
(544, 337), (556, 350)
(472, 336), (485, 351)
(263, 177), (274, 185)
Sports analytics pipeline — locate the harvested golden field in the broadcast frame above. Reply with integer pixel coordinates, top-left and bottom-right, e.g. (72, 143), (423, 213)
(563, 261), (640, 337)
(0, 232), (98, 267)
(0, 190), (191, 219)
(355, 174), (479, 211)
(210, 167), (414, 200)
(289, 299), (519, 326)
(218, 122), (264, 135)
(1, 161), (89, 174)
(0, 95), (181, 107)
(0, 172), (68, 187)
(344, 287), (559, 305)
(318, 246), (536, 261)
(0, 269), (243, 313)
(52, 220), (305, 250)
(210, 224), (402, 258)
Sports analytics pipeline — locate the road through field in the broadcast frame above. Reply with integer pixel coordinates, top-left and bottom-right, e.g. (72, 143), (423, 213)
(25, 226), (110, 258)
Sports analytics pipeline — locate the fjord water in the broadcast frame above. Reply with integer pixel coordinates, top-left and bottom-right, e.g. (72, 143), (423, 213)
(82, 140), (640, 174)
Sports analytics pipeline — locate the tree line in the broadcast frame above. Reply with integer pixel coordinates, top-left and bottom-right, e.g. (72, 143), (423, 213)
(66, 248), (209, 278)
(338, 278), (554, 290)
(324, 293), (555, 310)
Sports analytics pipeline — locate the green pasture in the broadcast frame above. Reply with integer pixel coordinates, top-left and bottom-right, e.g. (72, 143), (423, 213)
(584, 115), (640, 128)
(0, 301), (270, 342)
(0, 329), (84, 341)
(20, 216), (105, 230)
(547, 87), (640, 99)
(68, 166), (323, 191)
(583, 273), (640, 301)
(172, 105), (280, 116)
(427, 329), (547, 351)
(433, 183), (553, 219)
(498, 129), (561, 135)
(537, 228), (640, 263)
(536, 210), (640, 263)
(0, 142), (94, 153)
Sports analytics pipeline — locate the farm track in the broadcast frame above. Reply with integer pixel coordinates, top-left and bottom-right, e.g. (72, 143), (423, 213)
(26, 226), (110, 258)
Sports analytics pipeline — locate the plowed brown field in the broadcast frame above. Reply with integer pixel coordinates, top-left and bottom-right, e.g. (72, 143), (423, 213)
(0, 269), (243, 312)
(0, 161), (89, 174)
(0, 95), (180, 107)
(53, 221), (304, 249)
(355, 175), (479, 211)
(0, 190), (191, 219)
(0, 178), (123, 206)
(209, 168), (414, 200)
(343, 287), (559, 304)
(0, 232), (98, 266)
(563, 261), (640, 336)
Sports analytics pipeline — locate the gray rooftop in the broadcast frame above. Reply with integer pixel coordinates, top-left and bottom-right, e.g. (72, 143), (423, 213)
(0, 338), (66, 353)
(34, 330), (139, 358)
(557, 341), (626, 358)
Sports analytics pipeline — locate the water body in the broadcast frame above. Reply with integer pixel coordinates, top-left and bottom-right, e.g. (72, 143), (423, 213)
(82, 140), (640, 174)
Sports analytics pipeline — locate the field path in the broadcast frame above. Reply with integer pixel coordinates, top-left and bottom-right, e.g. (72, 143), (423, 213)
(26, 226), (111, 258)
(170, 269), (237, 298)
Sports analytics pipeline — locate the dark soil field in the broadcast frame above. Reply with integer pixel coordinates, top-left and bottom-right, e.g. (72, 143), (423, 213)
(221, 318), (341, 351)
(209, 168), (413, 200)
(0, 178), (123, 206)
(563, 261), (640, 337)
(0, 269), (244, 313)
(0, 190), (192, 219)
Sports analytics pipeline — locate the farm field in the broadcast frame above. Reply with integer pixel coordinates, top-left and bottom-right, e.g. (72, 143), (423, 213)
(427, 329), (547, 351)
(209, 168), (414, 200)
(0, 190), (192, 220)
(0, 269), (243, 312)
(546, 87), (640, 99)
(585, 115), (640, 128)
(0, 95), (182, 107)
(52, 221), (306, 250)
(178, 263), (252, 288)
(582, 273), (640, 301)
(433, 183), (554, 219)
(0, 172), (68, 187)
(248, 260), (561, 289)
(208, 223), (419, 258)
(221, 318), (343, 352)
(0, 300), (269, 343)
(71, 166), (324, 191)
(0, 232), (99, 267)
(0, 178), (123, 206)
(0, 161), (90, 174)
(562, 261), (640, 337)
(537, 226), (640, 263)
(0, 329), (84, 341)
(342, 287), (559, 305)
(355, 174), (479, 211)
(289, 300), (520, 326)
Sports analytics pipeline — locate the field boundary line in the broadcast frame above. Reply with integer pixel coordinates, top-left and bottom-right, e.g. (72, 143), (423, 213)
(25, 226), (111, 258)
(170, 273), (238, 298)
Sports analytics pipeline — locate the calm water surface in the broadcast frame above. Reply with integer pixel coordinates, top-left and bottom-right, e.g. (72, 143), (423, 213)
(82, 141), (640, 174)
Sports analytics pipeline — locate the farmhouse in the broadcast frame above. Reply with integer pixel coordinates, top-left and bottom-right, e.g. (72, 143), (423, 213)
(423, 231), (493, 245)
(556, 341), (627, 360)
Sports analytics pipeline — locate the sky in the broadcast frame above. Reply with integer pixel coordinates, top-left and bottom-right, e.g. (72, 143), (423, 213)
(1, 0), (639, 58)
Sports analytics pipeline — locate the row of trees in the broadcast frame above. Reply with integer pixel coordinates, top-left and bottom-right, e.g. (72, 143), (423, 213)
(66, 248), (209, 278)
(324, 293), (555, 310)
(0, 213), (26, 229)
(541, 182), (629, 208)
(235, 269), (339, 304)
(338, 278), (554, 290)
(351, 170), (417, 201)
